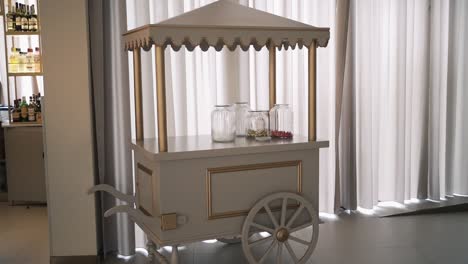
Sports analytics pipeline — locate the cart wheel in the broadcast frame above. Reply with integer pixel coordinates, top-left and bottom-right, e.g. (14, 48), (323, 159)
(217, 236), (241, 244)
(241, 192), (319, 264)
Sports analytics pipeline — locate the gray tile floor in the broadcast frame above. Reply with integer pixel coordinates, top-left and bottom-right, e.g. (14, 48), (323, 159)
(106, 210), (468, 264)
(1, 202), (468, 264)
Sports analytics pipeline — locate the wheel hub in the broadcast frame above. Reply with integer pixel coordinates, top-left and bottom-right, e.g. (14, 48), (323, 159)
(276, 228), (289, 242)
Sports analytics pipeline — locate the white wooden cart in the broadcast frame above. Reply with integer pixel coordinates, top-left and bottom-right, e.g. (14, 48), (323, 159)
(90, 1), (330, 263)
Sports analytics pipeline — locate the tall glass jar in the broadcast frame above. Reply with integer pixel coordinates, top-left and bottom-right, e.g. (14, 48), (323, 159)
(247, 111), (270, 140)
(270, 104), (293, 139)
(232, 102), (250, 136)
(211, 105), (236, 142)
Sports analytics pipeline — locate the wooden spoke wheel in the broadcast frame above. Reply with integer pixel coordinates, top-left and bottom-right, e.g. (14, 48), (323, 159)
(241, 192), (319, 264)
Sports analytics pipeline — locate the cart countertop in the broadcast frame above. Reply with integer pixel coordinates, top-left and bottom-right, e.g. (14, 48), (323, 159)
(132, 135), (329, 161)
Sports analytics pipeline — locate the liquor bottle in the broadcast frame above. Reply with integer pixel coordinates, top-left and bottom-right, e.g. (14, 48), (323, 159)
(15, 3), (22, 31)
(6, 3), (16, 32)
(35, 93), (42, 122)
(20, 96), (28, 121)
(32, 94), (39, 111)
(28, 96), (36, 122)
(12, 99), (21, 122)
(31, 94), (36, 107)
(16, 48), (23, 72)
(18, 50), (26, 72)
(34, 47), (41, 71)
(9, 47), (18, 73)
(21, 5), (29, 32)
(33, 47), (40, 63)
(29, 5), (38, 32)
(8, 47), (16, 63)
(26, 48), (34, 71)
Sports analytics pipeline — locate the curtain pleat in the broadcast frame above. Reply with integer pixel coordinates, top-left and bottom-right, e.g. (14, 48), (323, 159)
(89, 0), (135, 256)
(348, 0), (467, 209)
(447, 0), (468, 196)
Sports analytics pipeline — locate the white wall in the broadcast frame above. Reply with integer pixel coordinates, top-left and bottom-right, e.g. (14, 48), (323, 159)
(40, 0), (98, 257)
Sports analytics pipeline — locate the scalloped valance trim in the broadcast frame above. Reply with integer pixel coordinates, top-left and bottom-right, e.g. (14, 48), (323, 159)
(125, 36), (329, 52)
(123, 26), (330, 52)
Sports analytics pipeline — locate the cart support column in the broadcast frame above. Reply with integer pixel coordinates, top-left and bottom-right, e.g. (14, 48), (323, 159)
(269, 45), (276, 109)
(308, 41), (317, 142)
(155, 45), (168, 152)
(133, 48), (144, 140)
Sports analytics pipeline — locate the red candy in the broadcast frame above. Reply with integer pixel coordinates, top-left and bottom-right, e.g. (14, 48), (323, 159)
(271, 130), (293, 139)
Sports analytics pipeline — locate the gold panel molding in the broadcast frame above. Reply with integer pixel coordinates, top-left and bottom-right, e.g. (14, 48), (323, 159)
(137, 163), (153, 175)
(206, 160), (302, 220)
(136, 163), (154, 217)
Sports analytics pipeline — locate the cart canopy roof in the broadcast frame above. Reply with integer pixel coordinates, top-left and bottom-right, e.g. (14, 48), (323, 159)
(123, 0), (330, 51)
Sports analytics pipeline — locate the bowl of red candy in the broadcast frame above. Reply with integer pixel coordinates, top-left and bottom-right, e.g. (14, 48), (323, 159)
(271, 130), (293, 139)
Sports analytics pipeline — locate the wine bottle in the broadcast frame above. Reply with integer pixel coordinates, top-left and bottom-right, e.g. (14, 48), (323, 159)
(35, 93), (42, 122)
(12, 99), (20, 122)
(29, 5), (38, 32)
(21, 5), (29, 32)
(15, 3), (21, 31)
(6, 3), (16, 32)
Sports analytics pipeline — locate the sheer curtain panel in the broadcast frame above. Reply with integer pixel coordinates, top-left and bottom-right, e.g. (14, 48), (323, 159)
(89, 0), (135, 256)
(348, 0), (468, 209)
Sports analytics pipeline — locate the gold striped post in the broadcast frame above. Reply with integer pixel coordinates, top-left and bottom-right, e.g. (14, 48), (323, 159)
(308, 41), (317, 142)
(133, 48), (144, 141)
(155, 45), (168, 152)
(269, 44), (277, 109)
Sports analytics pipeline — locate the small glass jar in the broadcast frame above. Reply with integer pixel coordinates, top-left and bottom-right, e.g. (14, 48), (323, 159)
(270, 104), (293, 139)
(232, 102), (251, 136)
(247, 111), (270, 140)
(211, 105), (236, 142)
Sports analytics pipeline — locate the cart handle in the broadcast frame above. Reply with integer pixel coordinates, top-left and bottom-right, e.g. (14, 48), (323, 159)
(88, 184), (136, 204)
(104, 204), (155, 226)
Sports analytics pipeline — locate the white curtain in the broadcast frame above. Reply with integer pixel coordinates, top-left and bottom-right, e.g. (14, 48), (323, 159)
(347, 0), (468, 209)
(446, 0), (468, 196)
(89, 0), (136, 256)
(124, 0), (468, 251)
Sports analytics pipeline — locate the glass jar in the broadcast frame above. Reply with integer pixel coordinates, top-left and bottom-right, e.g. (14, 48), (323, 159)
(270, 104), (293, 139)
(232, 102), (250, 136)
(247, 111), (270, 140)
(211, 105), (236, 142)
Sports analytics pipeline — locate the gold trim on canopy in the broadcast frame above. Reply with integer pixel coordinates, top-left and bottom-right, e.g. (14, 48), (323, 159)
(123, 0), (330, 51)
